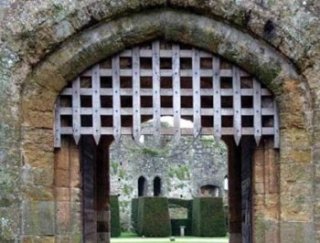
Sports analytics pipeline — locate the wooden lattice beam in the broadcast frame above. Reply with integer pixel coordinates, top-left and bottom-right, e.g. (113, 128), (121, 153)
(54, 40), (279, 148)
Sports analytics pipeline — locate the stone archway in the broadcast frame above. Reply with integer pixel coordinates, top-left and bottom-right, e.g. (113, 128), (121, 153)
(53, 39), (280, 243)
(138, 176), (147, 197)
(19, 8), (313, 243)
(153, 176), (162, 197)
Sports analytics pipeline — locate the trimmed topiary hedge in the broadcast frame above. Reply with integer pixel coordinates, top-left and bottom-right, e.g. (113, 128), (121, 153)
(137, 197), (171, 237)
(192, 197), (227, 237)
(168, 198), (193, 236)
(131, 198), (139, 232)
(110, 195), (121, 237)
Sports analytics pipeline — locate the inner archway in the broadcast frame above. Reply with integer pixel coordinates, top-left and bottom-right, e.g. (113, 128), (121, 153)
(138, 176), (147, 197)
(200, 184), (220, 197)
(153, 176), (162, 197)
(53, 39), (280, 243)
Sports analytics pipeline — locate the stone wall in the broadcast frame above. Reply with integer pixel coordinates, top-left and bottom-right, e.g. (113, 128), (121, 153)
(109, 126), (227, 230)
(0, 1), (319, 242)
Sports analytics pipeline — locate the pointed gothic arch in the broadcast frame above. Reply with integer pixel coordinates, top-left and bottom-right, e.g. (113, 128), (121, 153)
(53, 40), (280, 242)
(18, 7), (313, 243)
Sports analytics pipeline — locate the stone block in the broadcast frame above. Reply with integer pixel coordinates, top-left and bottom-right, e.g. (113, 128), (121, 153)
(254, 182), (265, 194)
(280, 130), (311, 155)
(70, 188), (81, 202)
(280, 181), (313, 221)
(71, 233), (82, 243)
(56, 202), (71, 234)
(55, 235), (71, 243)
(22, 81), (58, 111)
(280, 221), (315, 243)
(22, 236), (55, 243)
(22, 127), (53, 152)
(253, 218), (280, 243)
(55, 168), (69, 187)
(253, 194), (265, 207)
(22, 128), (54, 152)
(69, 145), (80, 188)
(70, 202), (82, 235)
(23, 110), (54, 129)
(22, 201), (55, 235)
(280, 162), (312, 184)
(253, 164), (264, 183)
(34, 236), (55, 243)
(0, 205), (20, 241)
(55, 142), (70, 171)
(264, 194), (279, 208)
(56, 187), (70, 201)
(22, 147), (54, 168)
(22, 184), (54, 201)
(32, 166), (54, 186)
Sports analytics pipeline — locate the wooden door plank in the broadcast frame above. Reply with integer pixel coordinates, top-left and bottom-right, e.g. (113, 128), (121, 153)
(92, 65), (101, 144)
(172, 44), (181, 142)
(274, 102), (280, 148)
(132, 47), (141, 141)
(55, 40), (281, 150)
(253, 78), (262, 145)
(112, 55), (121, 142)
(233, 66), (241, 145)
(192, 48), (201, 137)
(72, 77), (81, 144)
(213, 56), (221, 139)
(54, 98), (61, 148)
(152, 41), (161, 141)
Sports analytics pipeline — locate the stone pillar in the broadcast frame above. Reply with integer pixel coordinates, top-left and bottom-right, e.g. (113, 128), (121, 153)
(279, 128), (314, 243)
(55, 137), (82, 243)
(276, 78), (315, 243)
(252, 138), (280, 243)
(20, 128), (56, 243)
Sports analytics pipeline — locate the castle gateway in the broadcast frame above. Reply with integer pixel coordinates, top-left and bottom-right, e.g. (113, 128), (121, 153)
(0, 1), (318, 243)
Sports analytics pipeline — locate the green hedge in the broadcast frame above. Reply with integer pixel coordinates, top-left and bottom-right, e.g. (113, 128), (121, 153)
(168, 198), (193, 236)
(137, 197), (171, 237)
(131, 198), (139, 232)
(110, 195), (121, 237)
(192, 197), (226, 237)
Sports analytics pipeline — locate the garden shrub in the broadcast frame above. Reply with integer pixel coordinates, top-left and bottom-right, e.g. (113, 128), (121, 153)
(137, 197), (171, 237)
(110, 195), (121, 237)
(192, 197), (226, 237)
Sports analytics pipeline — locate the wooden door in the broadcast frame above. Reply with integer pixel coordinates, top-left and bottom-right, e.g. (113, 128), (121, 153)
(241, 138), (254, 243)
(81, 137), (97, 242)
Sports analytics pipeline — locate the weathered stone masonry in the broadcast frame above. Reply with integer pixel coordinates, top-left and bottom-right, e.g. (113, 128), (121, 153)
(0, 0), (319, 242)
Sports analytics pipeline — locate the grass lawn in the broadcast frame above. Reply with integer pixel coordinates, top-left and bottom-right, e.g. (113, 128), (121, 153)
(111, 236), (229, 243)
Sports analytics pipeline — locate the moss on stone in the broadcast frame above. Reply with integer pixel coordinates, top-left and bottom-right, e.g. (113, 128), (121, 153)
(118, 168), (126, 179)
(111, 161), (119, 174)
